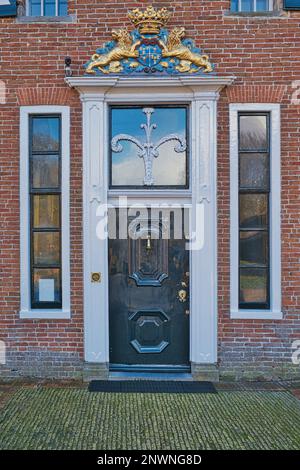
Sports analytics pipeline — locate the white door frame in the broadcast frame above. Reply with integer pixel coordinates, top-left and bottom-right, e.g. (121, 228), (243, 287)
(66, 75), (234, 370)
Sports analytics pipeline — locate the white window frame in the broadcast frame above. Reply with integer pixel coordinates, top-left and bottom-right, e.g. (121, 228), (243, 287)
(234, 0), (274, 11)
(20, 106), (70, 320)
(230, 103), (282, 320)
(26, 0), (66, 17)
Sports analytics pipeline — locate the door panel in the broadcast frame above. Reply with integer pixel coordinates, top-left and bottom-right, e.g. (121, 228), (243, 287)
(109, 209), (190, 369)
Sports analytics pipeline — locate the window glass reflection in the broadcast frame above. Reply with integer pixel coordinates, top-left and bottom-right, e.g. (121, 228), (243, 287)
(31, 154), (60, 189)
(32, 117), (60, 152)
(33, 195), (60, 229)
(239, 194), (268, 228)
(111, 107), (187, 187)
(239, 268), (267, 304)
(239, 115), (267, 150)
(240, 153), (269, 189)
(33, 232), (60, 266)
(240, 231), (268, 266)
(238, 113), (270, 308)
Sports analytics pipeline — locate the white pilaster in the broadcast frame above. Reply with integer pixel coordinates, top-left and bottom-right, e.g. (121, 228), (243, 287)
(190, 97), (218, 364)
(82, 93), (109, 363)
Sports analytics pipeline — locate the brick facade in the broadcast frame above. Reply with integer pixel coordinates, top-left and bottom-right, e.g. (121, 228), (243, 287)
(0, 1), (300, 379)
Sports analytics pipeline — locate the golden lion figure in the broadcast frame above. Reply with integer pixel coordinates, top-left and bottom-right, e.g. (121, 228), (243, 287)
(86, 28), (140, 74)
(162, 27), (213, 73)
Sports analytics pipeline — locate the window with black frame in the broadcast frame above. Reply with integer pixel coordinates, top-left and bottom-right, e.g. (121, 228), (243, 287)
(30, 115), (62, 309)
(238, 113), (270, 309)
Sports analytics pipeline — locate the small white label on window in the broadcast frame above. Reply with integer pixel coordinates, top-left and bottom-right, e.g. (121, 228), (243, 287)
(39, 279), (55, 302)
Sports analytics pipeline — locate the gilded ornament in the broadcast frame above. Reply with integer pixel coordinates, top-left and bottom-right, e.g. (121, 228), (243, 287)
(84, 6), (214, 75)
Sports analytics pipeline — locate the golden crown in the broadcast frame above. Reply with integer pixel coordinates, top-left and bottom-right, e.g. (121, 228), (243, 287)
(128, 5), (170, 35)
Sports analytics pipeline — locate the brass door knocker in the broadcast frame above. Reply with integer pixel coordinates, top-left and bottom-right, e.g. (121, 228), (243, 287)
(177, 271), (189, 303)
(178, 289), (187, 302)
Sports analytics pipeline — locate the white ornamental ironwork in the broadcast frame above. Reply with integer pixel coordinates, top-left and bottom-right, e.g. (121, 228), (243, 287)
(111, 107), (186, 186)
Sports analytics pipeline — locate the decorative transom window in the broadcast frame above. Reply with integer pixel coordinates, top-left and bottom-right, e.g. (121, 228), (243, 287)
(231, 0), (273, 11)
(110, 106), (188, 189)
(27, 0), (67, 16)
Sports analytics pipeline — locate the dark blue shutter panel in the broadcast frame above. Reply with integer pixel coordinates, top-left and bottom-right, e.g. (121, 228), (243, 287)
(284, 0), (300, 9)
(0, 0), (17, 17)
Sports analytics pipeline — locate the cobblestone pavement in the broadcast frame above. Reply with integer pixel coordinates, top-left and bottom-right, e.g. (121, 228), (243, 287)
(0, 382), (300, 450)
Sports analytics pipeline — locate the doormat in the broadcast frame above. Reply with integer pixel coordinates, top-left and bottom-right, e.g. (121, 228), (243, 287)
(88, 380), (217, 394)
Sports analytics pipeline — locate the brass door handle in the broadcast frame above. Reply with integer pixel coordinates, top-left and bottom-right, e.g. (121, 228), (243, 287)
(178, 289), (187, 303)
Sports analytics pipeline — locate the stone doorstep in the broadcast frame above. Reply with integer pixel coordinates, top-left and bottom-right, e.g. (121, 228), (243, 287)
(83, 363), (219, 382)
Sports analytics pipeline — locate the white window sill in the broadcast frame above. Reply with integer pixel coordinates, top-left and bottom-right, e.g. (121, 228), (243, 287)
(19, 309), (71, 320)
(230, 309), (283, 320)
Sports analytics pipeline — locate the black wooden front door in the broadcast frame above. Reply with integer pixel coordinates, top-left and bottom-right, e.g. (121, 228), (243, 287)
(109, 212), (190, 371)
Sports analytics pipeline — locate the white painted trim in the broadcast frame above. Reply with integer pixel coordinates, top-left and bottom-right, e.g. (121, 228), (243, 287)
(82, 95), (110, 363)
(75, 78), (231, 367)
(230, 309), (282, 320)
(19, 105), (71, 320)
(190, 99), (218, 364)
(65, 76), (235, 93)
(230, 103), (282, 320)
(20, 309), (71, 320)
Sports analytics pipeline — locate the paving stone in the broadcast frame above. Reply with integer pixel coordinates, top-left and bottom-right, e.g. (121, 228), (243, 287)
(0, 386), (300, 450)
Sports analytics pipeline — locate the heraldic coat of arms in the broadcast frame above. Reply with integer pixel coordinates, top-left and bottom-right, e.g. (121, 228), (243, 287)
(85, 6), (214, 75)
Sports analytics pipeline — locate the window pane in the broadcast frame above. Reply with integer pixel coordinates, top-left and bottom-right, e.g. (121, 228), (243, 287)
(240, 231), (268, 266)
(152, 140), (186, 185)
(239, 268), (268, 304)
(239, 194), (268, 228)
(30, 0), (41, 16)
(31, 154), (60, 189)
(44, 0), (56, 16)
(239, 115), (268, 150)
(33, 195), (60, 228)
(59, 0), (68, 15)
(240, 153), (269, 189)
(32, 117), (60, 152)
(111, 107), (187, 187)
(33, 268), (61, 303)
(241, 0), (254, 11)
(257, 0), (269, 11)
(231, 0), (239, 11)
(33, 232), (60, 266)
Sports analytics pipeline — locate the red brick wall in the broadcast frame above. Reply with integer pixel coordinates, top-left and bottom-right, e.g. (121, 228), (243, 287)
(0, 1), (300, 378)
